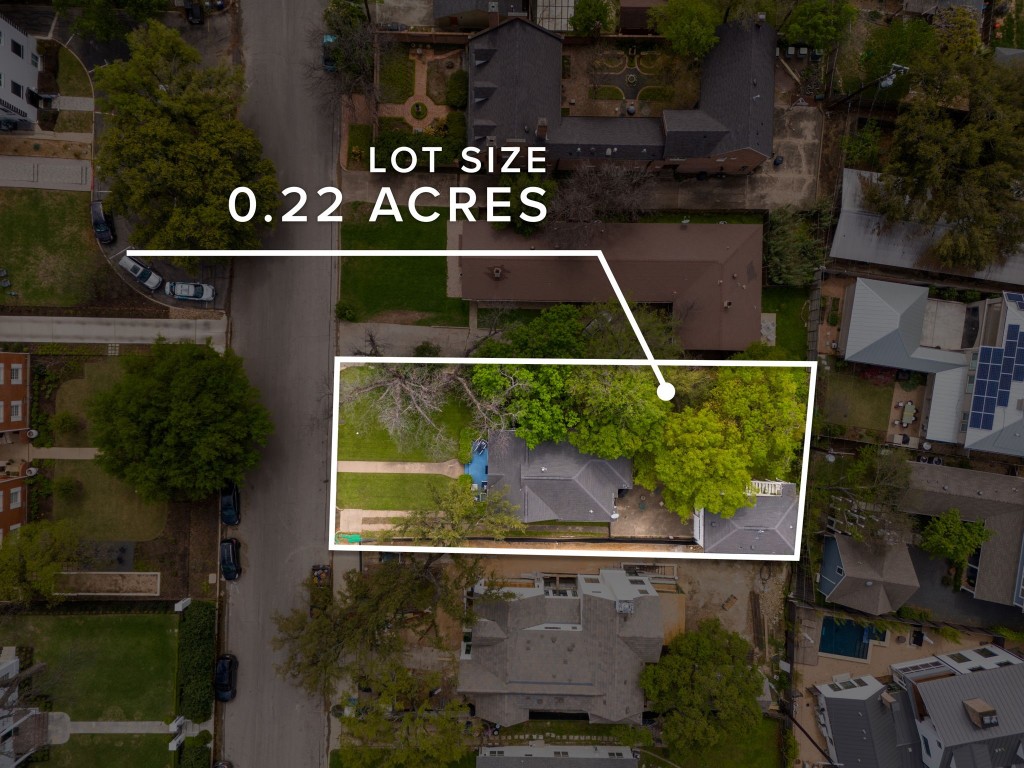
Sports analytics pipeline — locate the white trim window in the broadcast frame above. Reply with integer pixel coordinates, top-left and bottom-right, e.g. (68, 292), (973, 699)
(10, 364), (21, 384)
(10, 401), (21, 422)
(10, 487), (21, 509)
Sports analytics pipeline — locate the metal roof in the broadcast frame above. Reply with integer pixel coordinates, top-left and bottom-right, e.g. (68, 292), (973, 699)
(925, 365), (968, 444)
(820, 680), (921, 768)
(917, 663), (1024, 746)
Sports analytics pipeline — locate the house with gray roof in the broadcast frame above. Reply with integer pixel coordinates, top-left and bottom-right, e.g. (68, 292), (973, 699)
(465, 18), (776, 173)
(458, 569), (663, 726)
(829, 169), (1024, 286)
(486, 430), (632, 524)
(693, 480), (800, 556)
(476, 745), (638, 767)
(818, 534), (920, 615)
(903, 462), (1024, 611)
(815, 646), (1024, 768)
(434, 0), (528, 30)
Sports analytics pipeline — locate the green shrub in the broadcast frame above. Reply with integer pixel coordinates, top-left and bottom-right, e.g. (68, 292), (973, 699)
(413, 341), (441, 357)
(177, 601), (217, 722)
(179, 730), (212, 768)
(827, 310), (840, 326)
(936, 625), (961, 643)
(457, 427), (477, 464)
(53, 477), (82, 503)
(445, 69), (468, 109)
(896, 605), (932, 622)
(51, 411), (83, 437)
(335, 300), (359, 322)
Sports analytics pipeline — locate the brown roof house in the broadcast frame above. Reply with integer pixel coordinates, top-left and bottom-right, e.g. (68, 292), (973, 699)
(817, 534), (920, 615)
(486, 430), (632, 524)
(458, 569), (663, 726)
(451, 221), (763, 352)
(465, 18), (776, 173)
(903, 462), (1024, 611)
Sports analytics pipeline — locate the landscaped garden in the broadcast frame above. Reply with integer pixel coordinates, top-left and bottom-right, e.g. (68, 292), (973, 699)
(0, 614), (178, 721)
(379, 47), (415, 104)
(0, 190), (107, 306)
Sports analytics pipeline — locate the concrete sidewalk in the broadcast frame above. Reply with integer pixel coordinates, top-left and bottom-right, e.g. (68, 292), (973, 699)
(0, 316), (228, 351)
(52, 95), (94, 111)
(0, 156), (92, 191)
(336, 459), (463, 477)
(337, 321), (489, 357)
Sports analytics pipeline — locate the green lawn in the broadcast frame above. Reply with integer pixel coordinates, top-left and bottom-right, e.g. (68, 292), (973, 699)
(0, 189), (106, 306)
(822, 369), (894, 432)
(58, 45), (93, 97)
(55, 358), (124, 446)
(53, 460), (169, 541)
(55, 110), (93, 133)
(331, 749), (475, 768)
(652, 718), (782, 768)
(347, 123), (372, 169)
(379, 48), (415, 104)
(339, 206), (469, 325)
(0, 615), (177, 720)
(763, 285), (810, 361)
(49, 735), (173, 768)
(338, 368), (476, 461)
(336, 473), (456, 511)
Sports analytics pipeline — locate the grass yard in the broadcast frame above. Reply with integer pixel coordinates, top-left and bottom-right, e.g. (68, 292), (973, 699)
(55, 358), (124, 445)
(49, 735), (173, 768)
(58, 46), (93, 97)
(331, 749), (475, 768)
(0, 614), (177, 720)
(336, 472), (456, 511)
(822, 369), (893, 432)
(0, 189), (105, 306)
(347, 123), (372, 169)
(651, 718), (782, 768)
(339, 205), (469, 325)
(379, 48), (415, 104)
(55, 110), (93, 134)
(53, 460), (169, 541)
(763, 286), (810, 361)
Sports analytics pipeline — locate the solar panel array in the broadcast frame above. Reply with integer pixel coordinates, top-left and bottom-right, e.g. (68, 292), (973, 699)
(969, 314), (1024, 430)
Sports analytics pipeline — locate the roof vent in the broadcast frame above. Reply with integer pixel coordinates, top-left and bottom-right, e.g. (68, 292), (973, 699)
(724, 301), (733, 310)
(963, 698), (998, 729)
(880, 691), (896, 709)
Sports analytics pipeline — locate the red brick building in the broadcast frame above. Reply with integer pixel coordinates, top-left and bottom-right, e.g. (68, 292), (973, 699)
(0, 352), (30, 543)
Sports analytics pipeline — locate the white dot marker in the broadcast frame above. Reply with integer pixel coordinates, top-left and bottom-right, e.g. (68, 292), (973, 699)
(264, 214), (273, 223)
(656, 381), (675, 401)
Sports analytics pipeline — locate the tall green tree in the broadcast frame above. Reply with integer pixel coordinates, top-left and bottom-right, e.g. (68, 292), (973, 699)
(641, 618), (763, 755)
(569, 0), (613, 36)
(920, 508), (992, 568)
(861, 18), (936, 97)
(88, 340), (273, 502)
(765, 203), (831, 286)
(0, 520), (79, 605)
(54, 0), (165, 42)
(95, 23), (279, 258)
(782, 0), (856, 50)
(648, 0), (721, 61)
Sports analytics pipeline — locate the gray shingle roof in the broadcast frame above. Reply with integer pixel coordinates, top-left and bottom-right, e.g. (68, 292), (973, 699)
(488, 430), (632, 523)
(435, 0), (527, 19)
(476, 746), (638, 767)
(700, 482), (799, 556)
(822, 684), (921, 768)
(546, 117), (666, 162)
(841, 278), (967, 373)
(917, 663), (1024, 748)
(822, 535), (920, 615)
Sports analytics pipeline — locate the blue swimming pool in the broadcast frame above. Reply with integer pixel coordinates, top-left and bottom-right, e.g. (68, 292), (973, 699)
(464, 439), (488, 485)
(819, 617), (886, 659)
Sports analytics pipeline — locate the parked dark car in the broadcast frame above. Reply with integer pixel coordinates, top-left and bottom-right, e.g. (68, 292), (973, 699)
(220, 538), (241, 580)
(90, 201), (116, 246)
(185, 0), (204, 24)
(220, 482), (241, 526)
(213, 762), (233, 768)
(214, 654), (238, 702)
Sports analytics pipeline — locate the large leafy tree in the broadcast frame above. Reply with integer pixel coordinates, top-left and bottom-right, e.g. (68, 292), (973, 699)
(569, 0), (612, 36)
(765, 203), (831, 286)
(0, 520), (80, 605)
(920, 508), (992, 568)
(54, 0), (165, 42)
(641, 618), (763, 755)
(95, 23), (278, 257)
(88, 340), (273, 501)
(782, 0), (856, 50)
(648, 0), (721, 61)
(860, 18), (936, 98)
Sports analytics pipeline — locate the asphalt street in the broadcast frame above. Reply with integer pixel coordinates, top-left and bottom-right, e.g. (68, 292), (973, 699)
(222, 0), (358, 766)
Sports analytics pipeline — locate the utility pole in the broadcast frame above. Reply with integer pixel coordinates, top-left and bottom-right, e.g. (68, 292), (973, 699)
(826, 63), (909, 111)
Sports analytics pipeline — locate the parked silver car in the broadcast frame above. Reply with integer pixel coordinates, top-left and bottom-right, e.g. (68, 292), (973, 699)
(164, 281), (215, 302)
(117, 254), (163, 291)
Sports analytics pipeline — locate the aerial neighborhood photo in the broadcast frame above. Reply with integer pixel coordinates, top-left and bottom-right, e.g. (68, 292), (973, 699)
(0, 0), (1024, 763)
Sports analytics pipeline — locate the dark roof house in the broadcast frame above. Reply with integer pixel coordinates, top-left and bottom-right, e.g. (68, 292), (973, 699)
(818, 534), (920, 615)
(693, 481), (800, 556)
(465, 18), (776, 173)
(452, 221), (764, 352)
(486, 430), (631, 524)
(458, 569), (663, 726)
(434, 0), (529, 29)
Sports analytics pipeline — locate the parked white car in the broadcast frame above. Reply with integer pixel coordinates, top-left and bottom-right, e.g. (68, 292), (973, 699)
(165, 281), (215, 302)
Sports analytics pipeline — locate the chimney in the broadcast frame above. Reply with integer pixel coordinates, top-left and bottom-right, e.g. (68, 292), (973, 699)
(535, 117), (548, 140)
(487, 1), (500, 26)
(963, 699), (998, 729)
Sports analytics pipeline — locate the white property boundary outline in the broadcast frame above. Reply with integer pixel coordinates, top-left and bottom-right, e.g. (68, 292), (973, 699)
(329, 356), (818, 562)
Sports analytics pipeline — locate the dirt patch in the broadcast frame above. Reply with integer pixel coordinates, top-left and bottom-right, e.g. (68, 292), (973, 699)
(369, 309), (433, 324)
(0, 137), (92, 160)
(55, 571), (160, 595)
(426, 52), (462, 105)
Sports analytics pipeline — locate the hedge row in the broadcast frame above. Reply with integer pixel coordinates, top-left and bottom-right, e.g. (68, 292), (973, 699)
(178, 601), (217, 722)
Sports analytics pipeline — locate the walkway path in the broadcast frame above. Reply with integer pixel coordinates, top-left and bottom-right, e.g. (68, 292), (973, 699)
(335, 507), (409, 534)
(376, 50), (452, 130)
(0, 316), (228, 351)
(0, 156), (92, 191)
(0, 444), (99, 462)
(336, 459), (463, 477)
(52, 95), (95, 111)
(48, 712), (213, 744)
(338, 321), (489, 357)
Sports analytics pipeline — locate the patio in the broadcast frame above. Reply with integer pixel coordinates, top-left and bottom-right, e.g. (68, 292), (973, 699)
(885, 378), (927, 448)
(609, 486), (694, 540)
(816, 276), (854, 356)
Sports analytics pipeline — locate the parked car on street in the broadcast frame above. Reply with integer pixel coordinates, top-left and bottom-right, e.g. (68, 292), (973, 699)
(220, 538), (242, 580)
(322, 34), (338, 71)
(220, 482), (241, 526)
(117, 255), (163, 291)
(214, 654), (238, 702)
(185, 0), (204, 24)
(165, 281), (215, 302)
(90, 201), (116, 246)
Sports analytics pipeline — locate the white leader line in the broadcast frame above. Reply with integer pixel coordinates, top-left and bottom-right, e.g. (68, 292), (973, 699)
(129, 247), (670, 392)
